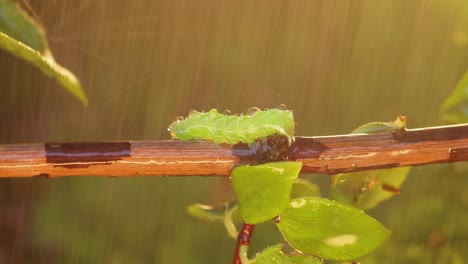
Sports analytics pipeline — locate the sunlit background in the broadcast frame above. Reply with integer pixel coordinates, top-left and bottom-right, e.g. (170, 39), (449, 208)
(1, 0), (467, 263)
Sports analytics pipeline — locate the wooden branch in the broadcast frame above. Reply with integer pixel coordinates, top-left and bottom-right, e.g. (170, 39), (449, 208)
(0, 124), (467, 178)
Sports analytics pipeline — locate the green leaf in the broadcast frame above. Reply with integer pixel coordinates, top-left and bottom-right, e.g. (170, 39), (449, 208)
(231, 162), (302, 224)
(251, 245), (291, 264)
(329, 167), (410, 210)
(0, 0), (47, 52)
(187, 202), (239, 239)
(0, 1), (88, 105)
(440, 71), (468, 123)
(187, 203), (225, 221)
(277, 197), (389, 261)
(251, 244), (322, 264)
(334, 116), (410, 210)
(351, 115), (407, 134)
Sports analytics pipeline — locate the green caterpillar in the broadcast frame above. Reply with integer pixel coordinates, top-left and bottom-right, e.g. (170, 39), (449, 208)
(169, 108), (294, 145)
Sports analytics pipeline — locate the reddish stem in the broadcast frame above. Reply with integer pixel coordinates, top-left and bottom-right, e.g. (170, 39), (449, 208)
(232, 223), (255, 264)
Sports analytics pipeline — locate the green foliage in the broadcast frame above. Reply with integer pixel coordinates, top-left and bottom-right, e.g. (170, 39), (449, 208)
(277, 197), (390, 261)
(169, 108), (295, 145)
(0, 0), (87, 105)
(182, 108), (396, 262)
(231, 162), (302, 224)
(251, 244), (322, 264)
(330, 167), (410, 210)
(187, 203), (226, 221)
(10, 1), (465, 263)
(351, 115), (407, 134)
(230, 162), (390, 262)
(330, 116), (411, 210)
(0, 0), (47, 52)
(440, 71), (468, 123)
(187, 177), (321, 241)
(187, 202), (239, 239)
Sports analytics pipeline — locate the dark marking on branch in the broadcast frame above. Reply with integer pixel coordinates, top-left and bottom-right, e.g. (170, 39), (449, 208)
(392, 125), (467, 142)
(288, 137), (329, 160)
(33, 173), (50, 178)
(231, 134), (290, 163)
(450, 147), (468, 161)
(45, 142), (131, 168)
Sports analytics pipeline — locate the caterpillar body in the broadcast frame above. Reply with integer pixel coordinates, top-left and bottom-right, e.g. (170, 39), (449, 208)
(169, 108), (294, 145)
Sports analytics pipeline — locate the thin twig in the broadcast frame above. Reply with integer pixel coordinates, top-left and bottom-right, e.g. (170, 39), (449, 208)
(0, 124), (467, 178)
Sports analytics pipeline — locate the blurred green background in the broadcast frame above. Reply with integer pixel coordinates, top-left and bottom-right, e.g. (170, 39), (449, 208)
(1, 0), (468, 263)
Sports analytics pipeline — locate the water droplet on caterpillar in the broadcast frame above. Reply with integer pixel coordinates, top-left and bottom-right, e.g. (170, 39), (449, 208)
(277, 104), (286, 110)
(246, 107), (261, 116)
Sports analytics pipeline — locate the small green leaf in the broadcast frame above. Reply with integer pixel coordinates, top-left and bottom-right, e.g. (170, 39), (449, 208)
(251, 244), (322, 264)
(334, 116), (410, 210)
(0, 32), (87, 105)
(187, 202), (239, 239)
(187, 203), (225, 221)
(351, 115), (407, 134)
(330, 167), (410, 210)
(231, 162), (302, 224)
(277, 197), (389, 261)
(0, 0), (88, 105)
(440, 71), (468, 123)
(0, 0), (47, 52)
(251, 245), (291, 264)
